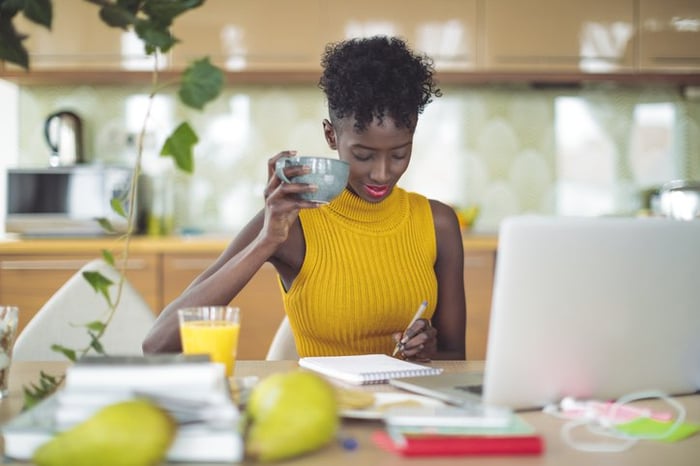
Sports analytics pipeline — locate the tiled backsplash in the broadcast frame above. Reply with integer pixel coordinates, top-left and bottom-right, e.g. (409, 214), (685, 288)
(9, 82), (700, 233)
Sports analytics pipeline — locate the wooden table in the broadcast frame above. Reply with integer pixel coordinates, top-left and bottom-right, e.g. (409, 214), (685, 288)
(2, 360), (698, 465)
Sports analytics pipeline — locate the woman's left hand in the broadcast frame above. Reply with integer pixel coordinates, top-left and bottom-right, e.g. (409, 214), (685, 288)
(392, 318), (438, 361)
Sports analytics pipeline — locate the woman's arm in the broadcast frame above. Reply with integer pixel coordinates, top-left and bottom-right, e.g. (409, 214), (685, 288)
(430, 200), (466, 360)
(142, 212), (271, 353)
(394, 200), (466, 361)
(142, 151), (317, 353)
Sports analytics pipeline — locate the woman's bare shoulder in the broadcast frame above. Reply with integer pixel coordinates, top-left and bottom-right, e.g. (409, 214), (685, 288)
(428, 199), (460, 232)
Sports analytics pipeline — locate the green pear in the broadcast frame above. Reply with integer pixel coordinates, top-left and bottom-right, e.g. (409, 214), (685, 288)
(245, 370), (339, 462)
(33, 398), (177, 466)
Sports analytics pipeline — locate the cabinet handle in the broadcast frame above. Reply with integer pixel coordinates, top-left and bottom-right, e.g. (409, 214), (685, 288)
(0, 259), (148, 271)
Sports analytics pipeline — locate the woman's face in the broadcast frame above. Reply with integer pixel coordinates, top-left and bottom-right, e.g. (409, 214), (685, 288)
(324, 116), (415, 203)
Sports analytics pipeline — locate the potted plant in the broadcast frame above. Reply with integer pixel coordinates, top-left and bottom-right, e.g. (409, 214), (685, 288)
(0, 0), (224, 407)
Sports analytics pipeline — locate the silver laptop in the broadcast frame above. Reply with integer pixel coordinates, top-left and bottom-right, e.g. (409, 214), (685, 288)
(390, 216), (700, 410)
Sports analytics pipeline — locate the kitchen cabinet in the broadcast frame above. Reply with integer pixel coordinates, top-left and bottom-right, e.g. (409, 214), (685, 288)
(5, 0), (150, 71)
(0, 254), (159, 335)
(170, 0), (323, 71)
(162, 254), (286, 360)
(463, 250), (496, 361)
(482, 0), (636, 72)
(321, 0), (478, 71)
(4, 0), (700, 84)
(638, 0), (700, 71)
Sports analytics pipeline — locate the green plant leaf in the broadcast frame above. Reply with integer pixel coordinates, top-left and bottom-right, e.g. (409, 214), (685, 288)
(89, 332), (106, 354)
(99, 3), (137, 29)
(96, 216), (116, 232)
(134, 17), (177, 54)
(82, 270), (114, 304)
(0, 13), (29, 69)
(0, 0), (51, 69)
(1, 0), (24, 15)
(50, 344), (77, 361)
(22, 371), (61, 410)
(116, 0), (142, 13)
(85, 321), (107, 332)
(143, 0), (204, 26)
(101, 250), (116, 267)
(178, 57), (224, 110)
(22, 0), (52, 28)
(110, 197), (127, 218)
(160, 121), (197, 173)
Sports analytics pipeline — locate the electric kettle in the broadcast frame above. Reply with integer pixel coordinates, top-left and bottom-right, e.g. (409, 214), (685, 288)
(44, 110), (84, 167)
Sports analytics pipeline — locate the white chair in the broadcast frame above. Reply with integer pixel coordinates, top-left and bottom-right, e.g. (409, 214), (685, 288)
(13, 258), (156, 361)
(265, 316), (299, 360)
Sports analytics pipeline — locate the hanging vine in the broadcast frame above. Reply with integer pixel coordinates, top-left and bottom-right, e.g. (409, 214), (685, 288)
(1, 0), (224, 409)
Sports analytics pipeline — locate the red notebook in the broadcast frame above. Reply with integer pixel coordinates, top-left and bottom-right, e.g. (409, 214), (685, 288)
(372, 430), (544, 457)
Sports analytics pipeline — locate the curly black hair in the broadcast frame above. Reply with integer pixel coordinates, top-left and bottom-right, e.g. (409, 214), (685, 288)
(318, 36), (441, 132)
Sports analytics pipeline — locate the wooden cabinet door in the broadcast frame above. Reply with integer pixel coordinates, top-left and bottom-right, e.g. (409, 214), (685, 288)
(639, 0), (700, 71)
(0, 254), (159, 336)
(483, 0), (635, 72)
(170, 0), (323, 71)
(321, 0), (478, 71)
(6, 0), (151, 71)
(463, 250), (496, 360)
(162, 255), (285, 360)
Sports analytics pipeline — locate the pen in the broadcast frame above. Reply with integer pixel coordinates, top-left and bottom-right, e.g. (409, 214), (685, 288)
(392, 300), (428, 357)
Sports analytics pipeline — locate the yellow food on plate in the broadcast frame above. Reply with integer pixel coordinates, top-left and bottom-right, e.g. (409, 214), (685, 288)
(335, 387), (376, 410)
(375, 399), (424, 412)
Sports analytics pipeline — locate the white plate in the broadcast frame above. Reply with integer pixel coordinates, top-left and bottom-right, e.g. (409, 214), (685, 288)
(341, 392), (445, 420)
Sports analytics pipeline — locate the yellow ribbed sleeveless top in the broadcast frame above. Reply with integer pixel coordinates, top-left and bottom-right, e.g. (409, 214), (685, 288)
(282, 187), (438, 357)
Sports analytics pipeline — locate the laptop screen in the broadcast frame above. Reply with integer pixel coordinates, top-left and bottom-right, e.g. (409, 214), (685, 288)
(481, 216), (700, 409)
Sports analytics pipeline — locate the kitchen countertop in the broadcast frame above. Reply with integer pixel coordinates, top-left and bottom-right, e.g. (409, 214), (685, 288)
(0, 232), (498, 254)
(0, 234), (232, 254)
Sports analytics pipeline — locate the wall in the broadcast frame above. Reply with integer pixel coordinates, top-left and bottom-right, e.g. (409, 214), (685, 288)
(0, 80), (19, 235)
(10, 81), (700, 233)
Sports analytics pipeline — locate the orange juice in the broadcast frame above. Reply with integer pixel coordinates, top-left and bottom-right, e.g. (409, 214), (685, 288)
(180, 320), (241, 376)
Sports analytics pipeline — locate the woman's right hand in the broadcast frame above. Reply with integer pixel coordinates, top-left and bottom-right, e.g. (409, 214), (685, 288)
(259, 151), (319, 246)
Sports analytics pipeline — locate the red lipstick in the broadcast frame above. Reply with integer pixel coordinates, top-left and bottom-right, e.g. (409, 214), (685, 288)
(365, 184), (389, 199)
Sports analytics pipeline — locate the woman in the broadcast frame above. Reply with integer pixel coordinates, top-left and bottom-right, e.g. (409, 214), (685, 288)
(143, 36), (466, 360)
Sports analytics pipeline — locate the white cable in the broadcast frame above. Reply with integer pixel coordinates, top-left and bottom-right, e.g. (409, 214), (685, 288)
(561, 418), (638, 452)
(545, 389), (687, 453)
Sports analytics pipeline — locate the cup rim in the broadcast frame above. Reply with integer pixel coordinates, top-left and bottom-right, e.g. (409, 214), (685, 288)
(178, 306), (240, 322)
(277, 156), (349, 166)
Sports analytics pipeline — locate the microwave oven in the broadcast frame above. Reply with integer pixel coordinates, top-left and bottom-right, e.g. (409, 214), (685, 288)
(5, 165), (146, 236)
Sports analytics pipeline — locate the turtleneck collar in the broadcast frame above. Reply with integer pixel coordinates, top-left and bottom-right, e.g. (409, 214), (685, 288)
(322, 187), (409, 233)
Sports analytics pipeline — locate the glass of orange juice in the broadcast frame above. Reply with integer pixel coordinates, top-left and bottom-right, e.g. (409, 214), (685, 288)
(178, 306), (241, 377)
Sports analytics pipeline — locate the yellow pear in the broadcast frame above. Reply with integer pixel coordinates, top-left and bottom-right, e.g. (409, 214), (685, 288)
(245, 370), (339, 462)
(33, 398), (176, 466)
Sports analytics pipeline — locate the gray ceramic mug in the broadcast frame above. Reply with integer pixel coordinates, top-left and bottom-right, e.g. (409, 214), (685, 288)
(275, 156), (349, 204)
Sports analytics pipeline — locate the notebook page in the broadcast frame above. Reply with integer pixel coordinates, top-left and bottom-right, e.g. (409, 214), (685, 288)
(299, 354), (443, 385)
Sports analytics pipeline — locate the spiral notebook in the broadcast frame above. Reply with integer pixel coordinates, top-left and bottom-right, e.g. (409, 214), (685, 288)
(298, 354), (443, 385)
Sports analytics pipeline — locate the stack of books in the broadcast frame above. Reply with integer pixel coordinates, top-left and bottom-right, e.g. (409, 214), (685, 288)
(2, 355), (244, 463)
(373, 404), (544, 457)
